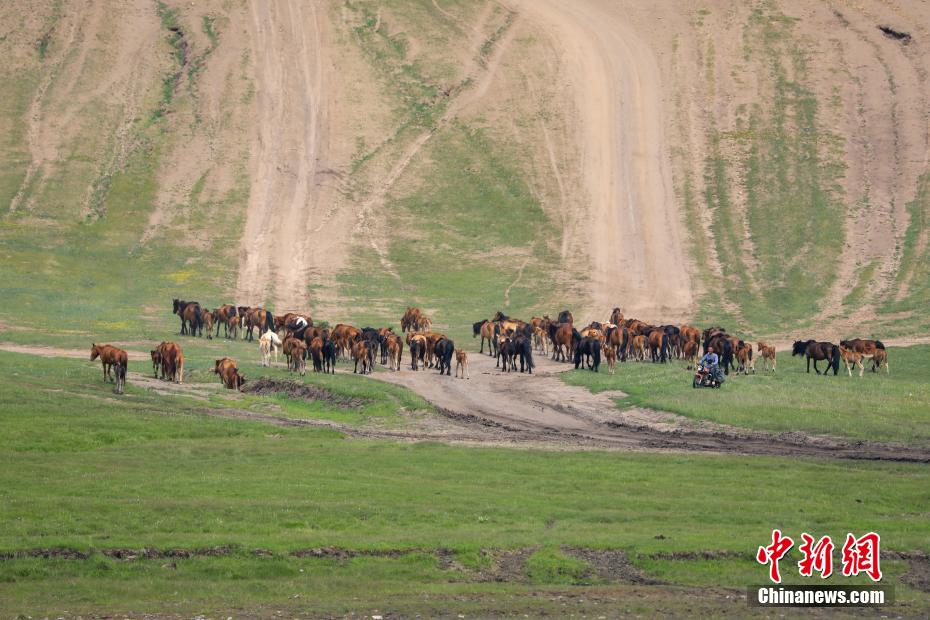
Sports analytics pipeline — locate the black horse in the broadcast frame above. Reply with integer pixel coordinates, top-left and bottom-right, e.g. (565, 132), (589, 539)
(574, 336), (602, 372)
(434, 337), (455, 376)
(792, 340), (839, 375)
(513, 335), (535, 374)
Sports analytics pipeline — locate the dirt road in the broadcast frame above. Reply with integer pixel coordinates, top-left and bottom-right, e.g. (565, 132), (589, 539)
(376, 344), (930, 463)
(514, 0), (694, 320)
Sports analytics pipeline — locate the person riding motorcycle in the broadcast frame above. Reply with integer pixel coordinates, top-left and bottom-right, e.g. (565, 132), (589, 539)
(698, 345), (725, 385)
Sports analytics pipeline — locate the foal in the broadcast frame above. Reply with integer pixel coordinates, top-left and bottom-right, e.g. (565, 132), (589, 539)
(455, 349), (469, 379)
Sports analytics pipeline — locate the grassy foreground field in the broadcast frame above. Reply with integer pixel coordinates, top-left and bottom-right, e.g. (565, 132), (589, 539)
(1, 350), (929, 616)
(563, 346), (930, 444)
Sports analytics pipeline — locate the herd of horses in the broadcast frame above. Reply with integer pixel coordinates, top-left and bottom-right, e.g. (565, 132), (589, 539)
(88, 300), (891, 394)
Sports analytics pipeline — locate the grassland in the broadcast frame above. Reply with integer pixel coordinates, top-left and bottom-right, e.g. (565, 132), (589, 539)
(1, 350), (928, 616)
(562, 345), (930, 444)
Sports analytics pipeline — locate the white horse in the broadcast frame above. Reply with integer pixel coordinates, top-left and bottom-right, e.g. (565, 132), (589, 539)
(259, 330), (283, 366)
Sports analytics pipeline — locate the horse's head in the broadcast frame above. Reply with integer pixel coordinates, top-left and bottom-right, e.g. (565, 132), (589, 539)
(90, 344), (100, 361)
(839, 340), (850, 348)
(791, 340), (809, 356)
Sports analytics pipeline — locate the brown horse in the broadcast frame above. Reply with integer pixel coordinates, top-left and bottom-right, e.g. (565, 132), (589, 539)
(550, 323), (575, 362)
(604, 344), (617, 375)
(172, 299), (203, 336)
(792, 340), (840, 376)
(385, 334), (403, 371)
(245, 307), (275, 342)
(150, 345), (163, 378)
(157, 341), (184, 383)
(212, 304), (237, 338)
(331, 324), (362, 358)
(214, 357), (245, 390)
(289, 340), (307, 376)
(200, 310), (214, 340)
(226, 314), (240, 339)
(840, 339), (886, 373)
(682, 339), (700, 369)
(757, 342), (776, 372)
(401, 307), (424, 332)
(309, 337), (325, 373)
(630, 335), (647, 361)
(408, 333), (427, 370)
(609, 307), (624, 326)
(734, 341), (754, 375)
(455, 349), (469, 379)
(839, 346), (864, 377)
(870, 348), (890, 373)
(90, 344), (128, 383)
(352, 340), (373, 375)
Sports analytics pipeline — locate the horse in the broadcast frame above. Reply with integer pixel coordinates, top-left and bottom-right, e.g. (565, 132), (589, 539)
(90, 344), (127, 383)
(385, 334), (403, 371)
(332, 324), (362, 358)
(513, 335), (534, 374)
(610, 307), (624, 326)
(113, 361), (126, 395)
(549, 322), (575, 362)
(212, 304), (237, 338)
(757, 342), (776, 372)
(289, 340), (308, 376)
(574, 337), (601, 372)
(496, 336), (516, 372)
(434, 337), (455, 376)
(226, 314), (240, 339)
(157, 341), (184, 383)
(401, 307), (421, 332)
(734, 340), (754, 375)
(282, 336), (303, 367)
(172, 299), (203, 336)
(792, 340), (839, 375)
(870, 348), (889, 373)
(606, 326), (630, 362)
(704, 331), (735, 374)
(630, 335), (647, 361)
(214, 357), (245, 390)
(682, 339), (700, 369)
(322, 338), (337, 374)
(408, 334), (427, 371)
(645, 328), (670, 363)
(245, 308), (275, 342)
(480, 320), (496, 356)
(604, 344), (617, 374)
(200, 310), (214, 339)
(839, 346), (864, 377)
(840, 339), (886, 372)
(259, 330), (282, 367)
(309, 337), (324, 373)
(557, 310), (573, 324)
(455, 349), (469, 379)
(150, 345), (163, 378)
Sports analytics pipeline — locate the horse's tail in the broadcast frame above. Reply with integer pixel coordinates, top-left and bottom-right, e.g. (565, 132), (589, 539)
(194, 305), (203, 332)
(593, 341), (601, 369)
(875, 339), (885, 349)
(661, 333), (669, 362)
(831, 345), (840, 375)
(524, 339), (535, 371)
(265, 311), (275, 334)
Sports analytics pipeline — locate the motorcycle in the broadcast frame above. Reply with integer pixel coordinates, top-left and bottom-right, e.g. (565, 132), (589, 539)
(693, 364), (724, 389)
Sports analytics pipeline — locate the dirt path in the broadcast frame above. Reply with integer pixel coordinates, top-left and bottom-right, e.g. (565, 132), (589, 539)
(235, 0), (335, 311)
(375, 346), (930, 462)
(4, 340), (928, 462)
(513, 0), (694, 321)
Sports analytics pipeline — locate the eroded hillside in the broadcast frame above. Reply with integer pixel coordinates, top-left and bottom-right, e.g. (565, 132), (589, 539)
(1, 0), (928, 338)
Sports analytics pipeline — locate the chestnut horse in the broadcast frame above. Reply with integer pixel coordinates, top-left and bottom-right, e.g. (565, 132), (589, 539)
(90, 344), (128, 383)
(172, 299), (203, 336)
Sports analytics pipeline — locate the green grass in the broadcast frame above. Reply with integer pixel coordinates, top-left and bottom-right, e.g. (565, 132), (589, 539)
(562, 346), (930, 444)
(1, 350), (929, 614)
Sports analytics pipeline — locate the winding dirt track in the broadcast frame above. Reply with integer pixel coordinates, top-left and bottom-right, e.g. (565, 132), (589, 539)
(513, 0), (693, 319)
